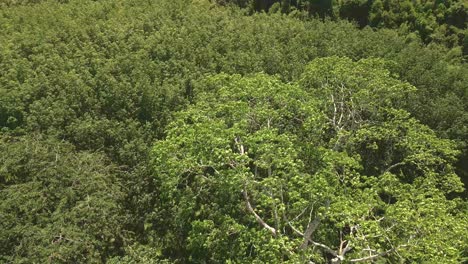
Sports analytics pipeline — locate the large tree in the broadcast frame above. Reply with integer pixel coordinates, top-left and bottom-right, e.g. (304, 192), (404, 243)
(150, 57), (466, 263)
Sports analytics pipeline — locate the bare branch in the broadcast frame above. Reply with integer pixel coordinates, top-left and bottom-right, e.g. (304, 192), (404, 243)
(234, 136), (276, 236)
(338, 226), (356, 258)
(235, 137), (245, 155)
(299, 215), (322, 249)
(342, 242), (352, 256)
(292, 205), (309, 222)
(300, 200), (330, 250)
(349, 245), (407, 263)
(338, 231), (346, 255)
(331, 94), (337, 127)
(309, 240), (338, 257)
(287, 221), (304, 237)
(384, 162), (405, 173)
(287, 221), (338, 257)
(243, 186), (277, 237)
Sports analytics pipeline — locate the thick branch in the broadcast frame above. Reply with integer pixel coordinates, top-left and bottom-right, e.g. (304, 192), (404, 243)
(243, 187), (277, 237)
(339, 225), (357, 256)
(300, 200), (330, 249)
(299, 215), (322, 249)
(234, 136), (276, 236)
(342, 242), (352, 256)
(287, 220), (337, 257)
(309, 240), (338, 257)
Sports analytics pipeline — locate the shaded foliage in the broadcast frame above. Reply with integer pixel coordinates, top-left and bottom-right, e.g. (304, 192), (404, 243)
(0, 135), (126, 263)
(218, 0), (468, 51)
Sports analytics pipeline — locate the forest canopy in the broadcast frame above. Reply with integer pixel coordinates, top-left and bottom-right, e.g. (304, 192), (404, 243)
(0, 0), (467, 263)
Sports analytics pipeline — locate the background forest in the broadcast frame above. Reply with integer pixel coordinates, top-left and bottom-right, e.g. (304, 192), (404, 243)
(0, 0), (467, 263)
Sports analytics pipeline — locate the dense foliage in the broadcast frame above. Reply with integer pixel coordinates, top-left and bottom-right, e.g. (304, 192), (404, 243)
(0, 0), (466, 262)
(217, 0), (468, 53)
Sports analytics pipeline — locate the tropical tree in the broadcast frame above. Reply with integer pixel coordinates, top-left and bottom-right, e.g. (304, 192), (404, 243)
(150, 57), (466, 263)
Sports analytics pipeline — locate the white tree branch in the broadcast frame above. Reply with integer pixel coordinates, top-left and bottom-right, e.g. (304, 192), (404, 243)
(287, 221), (304, 237)
(309, 240), (338, 257)
(235, 136), (276, 236)
(243, 186), (277, 237)
(349, 245), (407, 263)
(384, 162), (405, 173)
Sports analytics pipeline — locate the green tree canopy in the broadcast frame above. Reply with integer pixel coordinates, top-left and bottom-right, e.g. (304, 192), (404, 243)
(150, 58), (466, 263)
(0, 0), (466, 262)
(0, 135), (126, 263)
